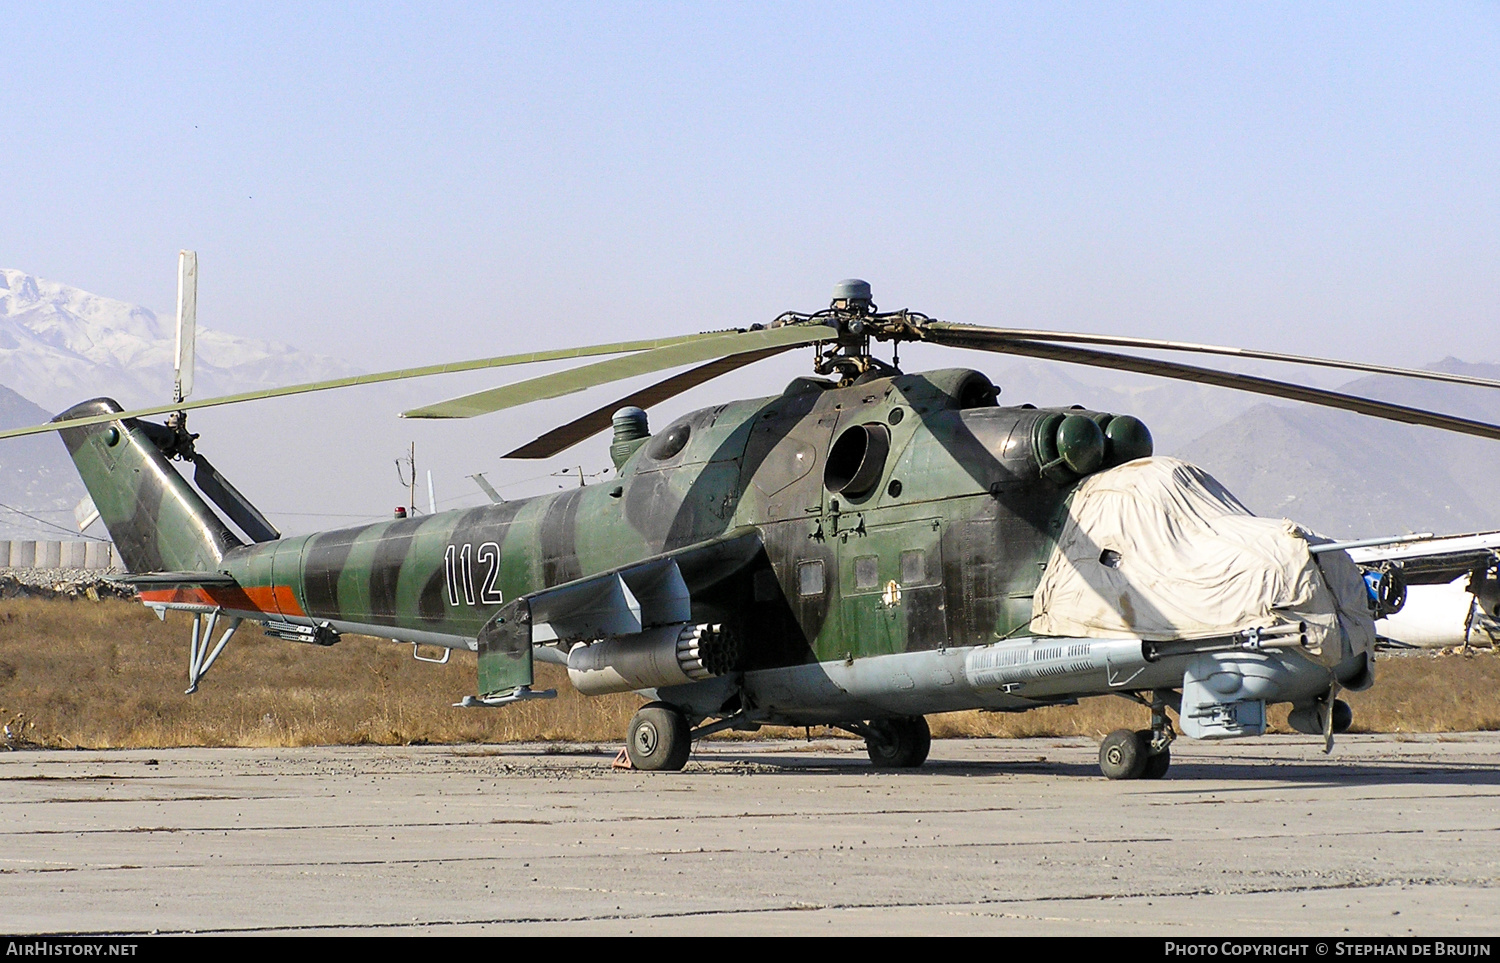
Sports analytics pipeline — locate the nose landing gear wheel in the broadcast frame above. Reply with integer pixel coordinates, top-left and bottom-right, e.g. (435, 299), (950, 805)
(626, 702), (692, 771)
(864, 715), (931, 768)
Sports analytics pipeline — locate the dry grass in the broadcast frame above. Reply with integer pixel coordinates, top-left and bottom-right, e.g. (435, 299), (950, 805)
(0, 598), (638, 749)
(1, 597), (1497, 748)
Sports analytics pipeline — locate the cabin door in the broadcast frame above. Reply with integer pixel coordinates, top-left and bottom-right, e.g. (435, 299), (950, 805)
(837, 517), (948, 658)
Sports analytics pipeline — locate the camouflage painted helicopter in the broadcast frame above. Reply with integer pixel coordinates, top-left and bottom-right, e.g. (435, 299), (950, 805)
(9, 272), (1500, 779)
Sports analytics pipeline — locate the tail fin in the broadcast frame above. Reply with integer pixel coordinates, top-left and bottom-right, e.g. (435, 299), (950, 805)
(54, 399), (241, 574)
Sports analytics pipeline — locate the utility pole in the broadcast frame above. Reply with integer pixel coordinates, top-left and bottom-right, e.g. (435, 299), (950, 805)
(395, 443), (418, 514)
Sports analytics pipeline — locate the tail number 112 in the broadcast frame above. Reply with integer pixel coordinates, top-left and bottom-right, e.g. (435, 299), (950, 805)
(444, 542), (505, 606)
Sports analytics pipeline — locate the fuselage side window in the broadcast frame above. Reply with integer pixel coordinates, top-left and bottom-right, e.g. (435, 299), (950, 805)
(900, 549), (927, 585)
(797, 559), (826, 597)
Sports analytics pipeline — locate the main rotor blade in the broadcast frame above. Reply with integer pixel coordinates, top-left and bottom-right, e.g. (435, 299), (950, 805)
(503, 344), (795, 459)
(0, 332), (718, 442)
(925, 328), (1500, 441)
(925, 321), (1500, 391)
(403, 324), (829, 420)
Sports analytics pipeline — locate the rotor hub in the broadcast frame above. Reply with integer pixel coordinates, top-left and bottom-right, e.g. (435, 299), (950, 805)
(767, 280), (934, 384)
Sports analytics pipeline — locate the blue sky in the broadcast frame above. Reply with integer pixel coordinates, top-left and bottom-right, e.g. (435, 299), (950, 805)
(4, 2), (1497, 372)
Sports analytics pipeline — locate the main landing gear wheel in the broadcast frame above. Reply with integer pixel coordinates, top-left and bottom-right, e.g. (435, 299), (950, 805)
(1099, 728), (1149, 780)
(1100, 728), (1171, 779)
(626, 702), (692, 771)
(865, 715), (931, 769)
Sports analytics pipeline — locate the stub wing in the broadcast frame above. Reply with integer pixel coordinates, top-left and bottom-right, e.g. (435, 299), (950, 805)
(473, 528), (765, 698)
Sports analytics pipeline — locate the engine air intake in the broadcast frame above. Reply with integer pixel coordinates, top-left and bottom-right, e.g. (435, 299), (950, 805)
(824, 423), (891, 499)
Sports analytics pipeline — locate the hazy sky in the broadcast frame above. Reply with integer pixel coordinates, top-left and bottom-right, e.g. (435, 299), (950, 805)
(5, 2), (1496, 376)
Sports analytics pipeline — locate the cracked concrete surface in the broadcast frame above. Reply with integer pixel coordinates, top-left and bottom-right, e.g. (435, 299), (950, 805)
(0, 734), (1497, 935)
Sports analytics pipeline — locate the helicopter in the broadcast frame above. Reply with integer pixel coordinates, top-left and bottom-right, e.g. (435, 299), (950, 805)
(8, 265), (1500, 779)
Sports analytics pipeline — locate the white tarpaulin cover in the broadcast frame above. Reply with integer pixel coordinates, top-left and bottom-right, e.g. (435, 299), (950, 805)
(1029, 457), (1375, 666)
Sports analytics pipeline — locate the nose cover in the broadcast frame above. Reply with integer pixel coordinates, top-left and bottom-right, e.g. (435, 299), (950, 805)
(1029, 457), (1376, 667)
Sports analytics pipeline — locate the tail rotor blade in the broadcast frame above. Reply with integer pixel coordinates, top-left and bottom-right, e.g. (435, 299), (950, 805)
(175, 250), (197, 404)
(192, 453), (280, 543)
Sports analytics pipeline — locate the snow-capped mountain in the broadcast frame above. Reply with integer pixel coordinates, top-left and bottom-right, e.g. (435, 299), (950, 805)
(0, 268), (366, 540)
(0, 268), (357, 413)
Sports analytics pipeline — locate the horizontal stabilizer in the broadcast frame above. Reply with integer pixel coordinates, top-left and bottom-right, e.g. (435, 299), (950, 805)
(110, 571), (241, 588)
